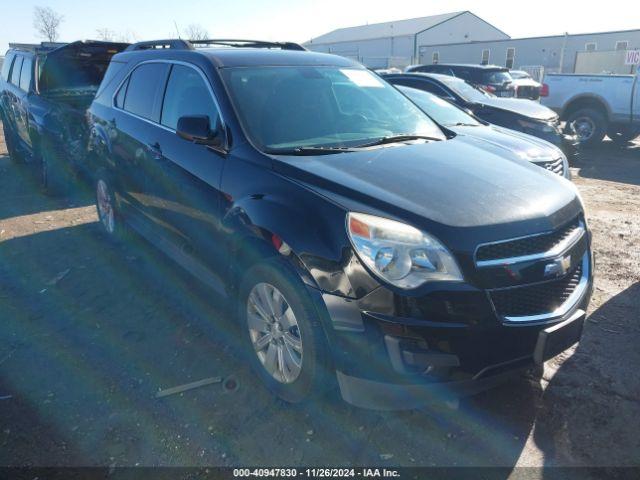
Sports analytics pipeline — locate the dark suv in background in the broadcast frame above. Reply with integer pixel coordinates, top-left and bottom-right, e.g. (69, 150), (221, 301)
(407, 63), (516, 98)
(0, 41), (128, 193)
(87, 39), (592, 410)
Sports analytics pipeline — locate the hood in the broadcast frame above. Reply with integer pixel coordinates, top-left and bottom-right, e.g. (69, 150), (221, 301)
(512, 78), (541, 88)
(451, 125), (561, 162)
(271, 138), (578, 234)
(478, 98), (557, 121)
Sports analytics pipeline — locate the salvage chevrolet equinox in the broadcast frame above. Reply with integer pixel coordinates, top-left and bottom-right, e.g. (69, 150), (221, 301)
(87, 39), (593, 410)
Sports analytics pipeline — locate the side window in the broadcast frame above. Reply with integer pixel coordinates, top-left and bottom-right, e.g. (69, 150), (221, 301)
(1, 53), (15, 81)
(10, 56), (23, 86)
(114, 77), (129, 108)
(419, 81), (450, 97)
(122, 63), (169, 122)
(161, 64), (220, 131)
(19, 57), (33, 91)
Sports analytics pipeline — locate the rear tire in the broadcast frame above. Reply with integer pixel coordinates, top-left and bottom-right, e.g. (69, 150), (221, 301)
(607, 126), (640, 146)
(566, 108), (607, 148)
(238, 258), (332, 404)
(2, 121), (23, 163)
(95, 169), (128, 243)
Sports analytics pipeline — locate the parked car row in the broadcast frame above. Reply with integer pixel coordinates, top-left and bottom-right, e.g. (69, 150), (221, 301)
(1, 39), (592, 410)
(402, 61), (640, 146)
(382, 72), (578, 158)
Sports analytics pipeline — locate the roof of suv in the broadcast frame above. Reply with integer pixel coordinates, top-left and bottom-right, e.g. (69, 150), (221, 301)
(417, 63), (508, 71)
(114, 47), (359, 69)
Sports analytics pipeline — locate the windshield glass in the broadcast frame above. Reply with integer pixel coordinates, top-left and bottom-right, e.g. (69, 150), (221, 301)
(510, 71), (530, 80)
(438, 76), (493, 103)
(481, 70), (513, 85)
(221, 66), (444, 152)
(398, 86), (482, 127)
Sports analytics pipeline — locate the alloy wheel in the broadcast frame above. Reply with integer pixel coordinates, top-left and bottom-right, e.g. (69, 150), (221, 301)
(572, 116), (596, 142)
(96, 179), (115, 234)
(247, 282), (303, 384)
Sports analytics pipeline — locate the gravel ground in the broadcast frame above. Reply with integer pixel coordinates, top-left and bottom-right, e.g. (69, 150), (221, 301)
(0, 126), (638, 471)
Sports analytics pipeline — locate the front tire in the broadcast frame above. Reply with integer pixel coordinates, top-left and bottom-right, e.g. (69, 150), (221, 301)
(239, 259), (332, 403)
(566, 108), (607, 148)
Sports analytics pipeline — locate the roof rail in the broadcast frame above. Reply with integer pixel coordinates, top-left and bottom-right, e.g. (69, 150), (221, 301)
(124, 38), (307, 52)
(189, 39), (307, 51)
(125, 39), (194, 51)
(9, 42), (68, 53)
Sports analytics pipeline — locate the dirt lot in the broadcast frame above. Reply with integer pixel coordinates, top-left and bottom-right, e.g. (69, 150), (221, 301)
(0, 125), (638, 472)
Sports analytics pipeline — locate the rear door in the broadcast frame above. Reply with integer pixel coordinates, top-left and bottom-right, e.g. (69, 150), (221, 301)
(150, 62), (228, 284)
(633, 75), (640, 123)
(4, 55), (23, 139)
(110, 61), (170, 229)
(15, 55), (34, 147)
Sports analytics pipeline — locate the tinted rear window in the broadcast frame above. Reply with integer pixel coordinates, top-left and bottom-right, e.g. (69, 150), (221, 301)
(1, 53), (15, 81)
(19, 57), (33, 91)
(10, 56), (23, 85)
(482, 70), (512, 84)
(122, 63), (169, 122)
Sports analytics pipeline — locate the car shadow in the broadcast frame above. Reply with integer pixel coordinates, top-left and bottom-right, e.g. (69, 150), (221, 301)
(0, 152), (94, 221)
(0, 222), (542, 469)
(576, 140), (640, 186)
(534, 282), (640, 468)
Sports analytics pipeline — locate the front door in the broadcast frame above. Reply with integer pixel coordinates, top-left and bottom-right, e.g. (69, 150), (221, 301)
(148, 63), (228, 289)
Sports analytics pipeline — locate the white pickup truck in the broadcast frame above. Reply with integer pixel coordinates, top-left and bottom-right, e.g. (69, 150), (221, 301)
(541, 73), (639, 146)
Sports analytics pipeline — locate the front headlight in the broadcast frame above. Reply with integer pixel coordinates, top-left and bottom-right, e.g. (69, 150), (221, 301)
(347, 212), (463, 289)
(517, 119), (557, 134)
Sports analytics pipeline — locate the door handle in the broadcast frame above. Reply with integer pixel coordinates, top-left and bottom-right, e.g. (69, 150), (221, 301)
(146, 142), (163, 160)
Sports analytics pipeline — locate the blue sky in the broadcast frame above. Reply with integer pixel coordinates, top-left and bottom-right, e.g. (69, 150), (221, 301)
(2, 0), (638, 53)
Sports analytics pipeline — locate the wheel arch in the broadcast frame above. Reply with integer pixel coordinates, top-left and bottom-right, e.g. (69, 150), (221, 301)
(561, 94), (610, 121)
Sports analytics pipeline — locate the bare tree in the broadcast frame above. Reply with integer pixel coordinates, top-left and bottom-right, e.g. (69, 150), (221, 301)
(33, 6), (64, 42)
(95, 28), (116, 41)
(184, 24), (209, 41)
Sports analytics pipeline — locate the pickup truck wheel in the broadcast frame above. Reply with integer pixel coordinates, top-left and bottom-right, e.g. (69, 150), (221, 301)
(607, 126), (640, 146)
(566, 108), (607, 147)
(239, 259), (332, 404)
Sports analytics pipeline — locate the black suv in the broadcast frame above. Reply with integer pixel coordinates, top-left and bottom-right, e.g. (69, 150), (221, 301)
(407, 63), (516, 98)
(0, 41), (128, 193)
(87, 39), (592, 409)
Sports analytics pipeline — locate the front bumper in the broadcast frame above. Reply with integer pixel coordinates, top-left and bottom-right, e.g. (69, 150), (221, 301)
(318, 246), (593, 410)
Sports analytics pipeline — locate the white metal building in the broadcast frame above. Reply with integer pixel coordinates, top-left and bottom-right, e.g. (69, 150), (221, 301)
(306, 11), (640, 75)
(418, 29), (640, 77)
(305, 11), (510, 69)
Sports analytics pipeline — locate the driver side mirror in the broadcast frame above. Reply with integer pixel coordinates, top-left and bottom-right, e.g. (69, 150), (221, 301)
(176, 115), (225, 149)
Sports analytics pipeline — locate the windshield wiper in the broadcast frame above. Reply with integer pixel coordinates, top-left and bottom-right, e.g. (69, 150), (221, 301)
(354, 134), (442, 148)
(450, 122), (480, 127)
(267, 146), (359, 156)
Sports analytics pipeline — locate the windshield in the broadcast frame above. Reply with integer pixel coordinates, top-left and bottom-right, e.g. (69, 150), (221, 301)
(481, 70), (513, 85)
(221, 66), (444, 152)
(398, 86), (482, 127)
(438, 76), (493, 103)
(510, 71), (530, 80)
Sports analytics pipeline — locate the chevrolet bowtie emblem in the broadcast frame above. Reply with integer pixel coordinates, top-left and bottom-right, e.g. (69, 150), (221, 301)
(544, 255), (572, 278)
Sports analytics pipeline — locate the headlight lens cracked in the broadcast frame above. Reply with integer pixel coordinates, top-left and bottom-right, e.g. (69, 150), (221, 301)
(347, 212), (464, 289)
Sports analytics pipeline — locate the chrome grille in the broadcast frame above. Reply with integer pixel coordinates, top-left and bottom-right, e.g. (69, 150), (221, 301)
(490, 261), (583, 318)
(476, 219), (581, 263)
(540, 157), (565, 176)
